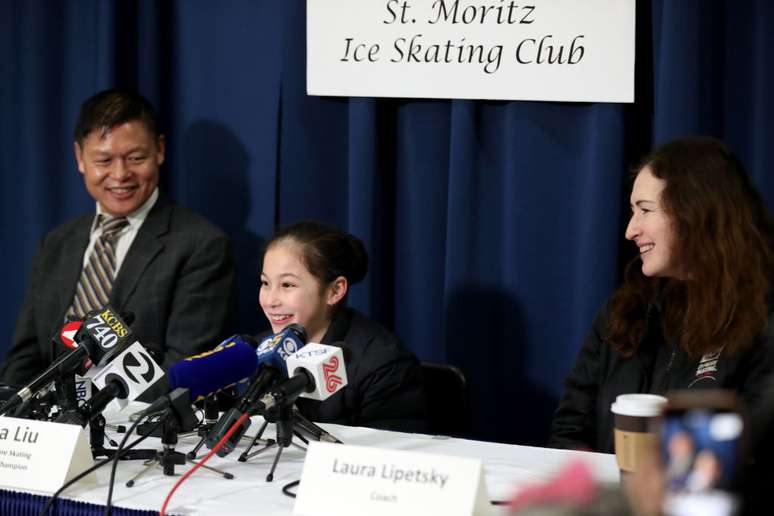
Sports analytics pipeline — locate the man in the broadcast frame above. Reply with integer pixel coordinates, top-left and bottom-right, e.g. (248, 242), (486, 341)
(1, 89), (235, 385)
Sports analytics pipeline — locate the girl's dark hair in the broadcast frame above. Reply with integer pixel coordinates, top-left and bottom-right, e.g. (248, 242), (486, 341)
(265, 220), (369, 289)
(608, 137), (774, 358)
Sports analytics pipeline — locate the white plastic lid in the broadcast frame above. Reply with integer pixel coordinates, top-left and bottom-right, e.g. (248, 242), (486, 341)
(611, 393), (667, 417)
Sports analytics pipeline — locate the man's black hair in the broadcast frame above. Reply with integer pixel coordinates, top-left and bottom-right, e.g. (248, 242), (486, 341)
(74, 89), (160, 145)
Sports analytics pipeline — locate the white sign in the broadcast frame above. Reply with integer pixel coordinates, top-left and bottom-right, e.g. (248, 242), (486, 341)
(307, 0), (635, 103)
(295, 442), (491, 516)
(0, 417), (94, 493)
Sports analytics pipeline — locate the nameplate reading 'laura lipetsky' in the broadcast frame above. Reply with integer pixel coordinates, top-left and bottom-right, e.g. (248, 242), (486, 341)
(0, 417), (94, 493)
(294, 442), (491, 516)
(307, 0), (635, 103)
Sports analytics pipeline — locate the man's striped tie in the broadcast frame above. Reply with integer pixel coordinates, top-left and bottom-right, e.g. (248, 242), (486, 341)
(68, 215), (129, 318)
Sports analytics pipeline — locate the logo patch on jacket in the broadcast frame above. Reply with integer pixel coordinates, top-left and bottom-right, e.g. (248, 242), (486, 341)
(689, 348), (723, 386)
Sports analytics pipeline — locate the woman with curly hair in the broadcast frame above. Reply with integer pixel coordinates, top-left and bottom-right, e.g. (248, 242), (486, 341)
(550, 137), (774, 453)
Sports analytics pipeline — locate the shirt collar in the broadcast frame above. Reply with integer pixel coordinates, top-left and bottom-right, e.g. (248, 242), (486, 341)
(92, 188), (159, 234)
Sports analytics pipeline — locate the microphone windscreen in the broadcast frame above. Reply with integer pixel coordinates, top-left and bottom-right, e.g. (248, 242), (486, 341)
(58, 320), (83, 350)
(168, 335), (259, 400)
(256, 325), (308, 373)
(285, 343), (348, 402)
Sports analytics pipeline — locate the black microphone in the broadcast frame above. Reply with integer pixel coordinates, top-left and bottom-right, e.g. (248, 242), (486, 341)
(256, 370), (315, 414)
(55, 341), (165, 426)
(55, 381), (127, 426)
(292, 407), (342, 444)
(50, 317), (86, 414)
(140, 387), (200, 434)
(204, 324), (308, 457)
(56, 354), (163, 427)
(254, 343), (348, 416)
(0, 306), (133, 416)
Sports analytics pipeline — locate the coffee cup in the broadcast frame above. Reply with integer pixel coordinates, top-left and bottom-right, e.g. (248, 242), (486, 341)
(611, 393), (667, 473)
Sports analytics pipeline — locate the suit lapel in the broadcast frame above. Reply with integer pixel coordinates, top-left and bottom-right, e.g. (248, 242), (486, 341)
(56, 217), (93, 323)
(111, 198), (171, 311)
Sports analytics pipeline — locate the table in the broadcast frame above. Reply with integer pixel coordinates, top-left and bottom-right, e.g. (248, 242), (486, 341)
(2, 410), (618, 515)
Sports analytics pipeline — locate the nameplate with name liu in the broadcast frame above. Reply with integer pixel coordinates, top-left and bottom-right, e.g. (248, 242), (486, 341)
(0, 416), (94, 493)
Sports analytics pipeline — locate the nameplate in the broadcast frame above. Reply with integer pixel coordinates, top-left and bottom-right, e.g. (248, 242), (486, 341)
(0, 417), (94, 493)
(295, 442), (491, 516)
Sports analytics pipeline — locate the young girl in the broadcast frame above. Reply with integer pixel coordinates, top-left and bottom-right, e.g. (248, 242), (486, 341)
(550, 137), (774, 453)
(259, 220), (427, 432)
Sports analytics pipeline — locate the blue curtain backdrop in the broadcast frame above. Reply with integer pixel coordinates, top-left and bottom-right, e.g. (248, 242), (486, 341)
(1, 0), (772, 445)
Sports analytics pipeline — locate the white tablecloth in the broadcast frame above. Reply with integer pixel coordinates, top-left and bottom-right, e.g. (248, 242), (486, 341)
(46, 409), (618, 515)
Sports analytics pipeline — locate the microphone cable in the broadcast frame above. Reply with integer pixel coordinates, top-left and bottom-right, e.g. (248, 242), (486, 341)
(159, 411), (249, 516)
(282, 479), (300, 498)
(103, 410), (165, 516)
(37, 414), (163, 516)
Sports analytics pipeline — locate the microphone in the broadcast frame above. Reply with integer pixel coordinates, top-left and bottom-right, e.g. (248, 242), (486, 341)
(57, 319), (84, 351)
(50, 318), (87, 414)
(158, 387), (200, 434)
(140, 335), (260, 417)
(292, 406), (342, 444)
(56, 339), (166, 425)
(1, 306), (133, 416)
(254, 343), (348, 415)
(255, 323), (308, 370)
(235, 323), (309, 414)
(129, 387), (201, 452)
(167, 335), (260, 401)
(204, 324), (308, 457)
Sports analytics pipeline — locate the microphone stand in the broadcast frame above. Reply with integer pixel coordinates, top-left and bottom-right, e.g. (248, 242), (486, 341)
(125, 411), (234, 487)
(53, 398), (157, 461)
(186, 394), (220, 458)
(90, 414), (119, 458)
(238, 405), (342, 482)
(54, 373), (79, 416)
(238, 405), (303, 481)
(87, 415), (153, 461)
(236, 418), (273, 461)
(186, 394), (264, 458)
(9, 389), (56, 420)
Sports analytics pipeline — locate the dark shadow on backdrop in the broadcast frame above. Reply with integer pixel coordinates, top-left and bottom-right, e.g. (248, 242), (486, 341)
(178, 120), (268, 336)
(445, 287), (557, 446)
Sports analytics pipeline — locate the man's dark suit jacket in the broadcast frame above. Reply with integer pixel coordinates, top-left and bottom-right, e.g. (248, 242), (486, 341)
(1, 196), (235, 386)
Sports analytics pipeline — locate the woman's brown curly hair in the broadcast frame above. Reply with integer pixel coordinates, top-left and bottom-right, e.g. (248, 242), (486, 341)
(608, 137), (774, 358)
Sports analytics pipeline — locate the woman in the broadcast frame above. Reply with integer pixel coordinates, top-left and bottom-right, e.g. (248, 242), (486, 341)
(549, 137), (774, 453)
(258, 220), (427, 432)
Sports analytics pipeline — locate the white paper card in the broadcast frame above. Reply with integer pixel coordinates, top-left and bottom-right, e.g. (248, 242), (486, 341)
(308, 0), (635, 103)
(295, 442), (492, 516)
(0, 417), (94, 493)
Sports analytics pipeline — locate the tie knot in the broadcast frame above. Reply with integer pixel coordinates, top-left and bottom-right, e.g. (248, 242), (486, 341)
(99, 215), (129, 240)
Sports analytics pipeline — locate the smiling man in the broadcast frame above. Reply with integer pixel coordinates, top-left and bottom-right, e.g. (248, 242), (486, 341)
(1, 89), (235, 386)
(76, 119), (163, 218)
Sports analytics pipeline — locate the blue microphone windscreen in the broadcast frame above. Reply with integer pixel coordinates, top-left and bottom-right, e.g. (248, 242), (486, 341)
(168, 335), (259, 399)
(256, 326), (307, 374)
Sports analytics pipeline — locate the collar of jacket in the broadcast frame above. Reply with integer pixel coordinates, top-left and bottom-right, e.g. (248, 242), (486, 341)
(320, 307), (354, 345)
